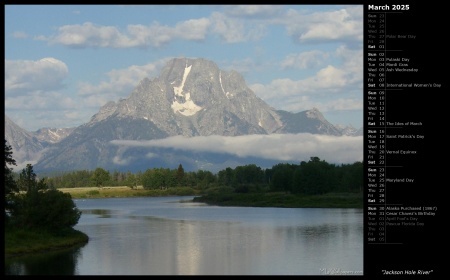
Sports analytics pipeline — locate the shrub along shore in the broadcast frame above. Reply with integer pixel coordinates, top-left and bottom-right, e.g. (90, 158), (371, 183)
(5, 227), (89, 259)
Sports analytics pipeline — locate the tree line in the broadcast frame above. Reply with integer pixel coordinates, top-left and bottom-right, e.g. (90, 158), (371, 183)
(5, 140), (81, 232)
(40, 156), (362, 195)
(5, 137), (362, 231)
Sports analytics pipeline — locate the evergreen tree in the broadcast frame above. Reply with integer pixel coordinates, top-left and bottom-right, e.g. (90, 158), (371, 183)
(17, 163), (38, 192)
(5, 140), (18, 220)
(176, 164), (185, 186)
(91, 167), (110, 188)
(8, 163), (82, 231)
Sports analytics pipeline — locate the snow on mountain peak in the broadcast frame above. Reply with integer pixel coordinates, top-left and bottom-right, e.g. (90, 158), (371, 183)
(171, 64), (202, 116)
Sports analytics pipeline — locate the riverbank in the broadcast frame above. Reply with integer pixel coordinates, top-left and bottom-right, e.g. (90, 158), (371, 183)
(59, 186), (362, 209)
(193, 191), (363, 208)
(5, 227), (89, 259)
(5, 189), (362, 260)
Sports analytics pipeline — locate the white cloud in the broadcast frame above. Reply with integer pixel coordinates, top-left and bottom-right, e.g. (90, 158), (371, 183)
(113, 155), (131, 166)
(281, 50), (329, 70)
(31, 6), (363, 51)
(335, 45), (363, 84)
(250, 75), (363, 114)
(110, 133), (363, 164)
(4, 57), (172, 131)
(47, 19), (210, 49)
(312, 65), (347, 87)
(5, 92), (76, 110)
(78, 63), (160, 95)
(9, 147), (49, 172)
(328, 98), (363, 111)
(5, 5), (363, 131)
(283, 6), (363, 43)
(249, 44), (363, 114)
(225, 58), (265, 75)
(4, 58), (83, 130)
(34, 6), (362, 50)
(5, 58), (69, 94)
(50, 22), (128, 48)
(224, 5), (284, 18)
(210, 12), (266, 43)
(76, 59), (169, 109)
(175, 18), (210, 41)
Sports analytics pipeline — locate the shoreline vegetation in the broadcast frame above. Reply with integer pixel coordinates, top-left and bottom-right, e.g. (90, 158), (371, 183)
(59, 186), (363, 209)
(5, 186), (362, 260)
(5, 227), (89, 260)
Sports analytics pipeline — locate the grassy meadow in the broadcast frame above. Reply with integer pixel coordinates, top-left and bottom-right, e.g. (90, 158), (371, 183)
(59, 185), (201, 199)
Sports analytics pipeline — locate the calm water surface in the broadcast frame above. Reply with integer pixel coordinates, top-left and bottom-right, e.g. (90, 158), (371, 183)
(5, 196), (363, 275)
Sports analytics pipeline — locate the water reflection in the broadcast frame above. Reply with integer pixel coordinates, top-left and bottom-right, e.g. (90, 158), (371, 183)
(5, 245), (85, 275)
(5, 196), (363, 275)
(82, 209), (116, 218)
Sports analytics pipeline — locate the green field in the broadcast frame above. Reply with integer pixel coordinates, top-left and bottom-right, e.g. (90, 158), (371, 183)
(59, 186), (200, 199)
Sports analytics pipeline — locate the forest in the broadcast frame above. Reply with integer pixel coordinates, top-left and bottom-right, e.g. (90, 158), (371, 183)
(37, 156), (363, 196)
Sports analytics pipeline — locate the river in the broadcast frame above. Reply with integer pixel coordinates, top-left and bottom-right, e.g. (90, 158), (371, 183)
(5, 196), (363, 275)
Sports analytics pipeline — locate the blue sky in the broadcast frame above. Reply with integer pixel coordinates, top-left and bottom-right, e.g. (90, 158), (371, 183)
(5, 4), (363, 132)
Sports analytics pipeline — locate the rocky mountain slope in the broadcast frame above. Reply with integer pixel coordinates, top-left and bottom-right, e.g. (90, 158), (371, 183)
(5, 57), (361, 173)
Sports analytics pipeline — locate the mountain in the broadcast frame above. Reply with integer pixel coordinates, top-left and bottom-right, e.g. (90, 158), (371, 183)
(4, 115), (76, 170)
(335, 124), (363, 136)
(6, 57), (361, 174)
(89, 58), (282, 136)
(274, 109), (342, 135)
(5, 115), (48, 169)
(34, 127), (76, 144)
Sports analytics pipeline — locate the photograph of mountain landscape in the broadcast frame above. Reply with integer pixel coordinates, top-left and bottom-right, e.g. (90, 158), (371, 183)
(5, 5), (363, 174)
(5, 4), (365, 276)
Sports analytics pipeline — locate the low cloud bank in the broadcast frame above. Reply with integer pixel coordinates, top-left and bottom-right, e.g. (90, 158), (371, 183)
(110, 133), (363, 164)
